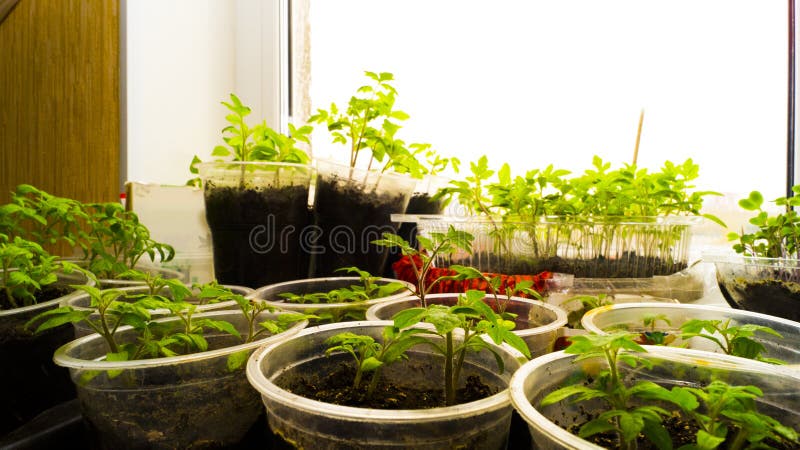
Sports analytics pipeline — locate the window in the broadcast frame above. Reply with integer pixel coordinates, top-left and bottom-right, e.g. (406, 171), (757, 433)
(298, 0), (791, 237)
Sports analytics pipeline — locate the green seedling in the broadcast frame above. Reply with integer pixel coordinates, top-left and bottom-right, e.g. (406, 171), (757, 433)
(1, 184), (89, 248)
(541, 332), (798, 450)
(679, 319), (785, 364)
(309, 71), (428, 178)
(327, 289), (529, 407)
(27, 273), (305, 372)
(277, 266), (409, 323)
(637, 314), (675, 346)
(372, 227), (475, 305)
(562, 294), (613, 329)
(729, 187), (800, 259)
(677, 380), (799, 450)
(188, 93), (312, 186)
(433, 156), (724, 272)
(324, 326), (430, 401)
(541, 332), (688, 450)
(81, 202), (174, 280)
(0, 235), (79, 309)
(0, 184), (174, 282)
(392, 289), (531, 405)
(279, 267), (409, 306)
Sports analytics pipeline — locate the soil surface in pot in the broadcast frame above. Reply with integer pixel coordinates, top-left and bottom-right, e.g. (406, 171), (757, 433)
(310, 177), (408, 277)
(562, 411), (699, 449)
(277, 361), (496, 409)
(564, 412), (795, 450)
(204, 183), (311, 288)
(451, 252), (686, 278)
(718, 278), (800, 322)
(0, 286), (77, 436)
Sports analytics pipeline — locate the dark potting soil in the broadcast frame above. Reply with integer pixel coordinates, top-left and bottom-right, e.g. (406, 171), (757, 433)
(204, 183), (311, 288)
(449, 252), (687, 278)
(278, 361), (496, 409)
(383, 193), (444, 278)
(566, 413), (797, 450)
(0, 286), (77, 436)
(560, 411), (700, 449)
(310, 177), (409, 277)
(718, 278), (800, 323)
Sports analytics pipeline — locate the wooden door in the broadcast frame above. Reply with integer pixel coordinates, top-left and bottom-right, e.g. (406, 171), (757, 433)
(0, 0), (119, 212)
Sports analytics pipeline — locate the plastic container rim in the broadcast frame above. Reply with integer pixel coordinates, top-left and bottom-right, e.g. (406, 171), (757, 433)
(314, 158), (419, 183)
(248, 277), (416, 311)
(391, 214), (704, 226)
(580, 301), (800, 335)
(365, 293), (568, 337)
(53, 309), (308, 370)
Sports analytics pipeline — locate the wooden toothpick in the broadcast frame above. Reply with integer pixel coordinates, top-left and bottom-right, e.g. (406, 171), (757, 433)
(633, 109), (644, 165)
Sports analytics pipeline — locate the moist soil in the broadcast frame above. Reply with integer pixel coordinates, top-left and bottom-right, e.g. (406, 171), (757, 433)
(718, 278), (800, 322)
(0, 286), (77, 436)
(204, 183), (311, 288)
(564, 413), (796, 449)
(278, 361), (496, 409)
(560, 411), (700, 449)
(383, 193), (443, 278)
(310, 177), (409, 277)
(450, 252), (687, 278)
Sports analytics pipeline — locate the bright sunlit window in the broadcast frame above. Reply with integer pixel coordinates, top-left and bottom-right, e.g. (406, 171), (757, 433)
(303, 0), (789, 230)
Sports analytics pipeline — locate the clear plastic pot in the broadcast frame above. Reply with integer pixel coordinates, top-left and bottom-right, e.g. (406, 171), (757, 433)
(53, 310), (307, 449)
(705, 253), (800, 322)
(247, 321), (522, 449)
(581, 302), (800, 364)
(0, 269), (90, 435)
(198, 161), (315, 288)
(394, 214), (701, 278)
(365, 293), (567, 358)
(510, 346), (800, 449)
(249, 276), (415, 324)
(62, 284), (253, 338)
(309, 159), (416, 277)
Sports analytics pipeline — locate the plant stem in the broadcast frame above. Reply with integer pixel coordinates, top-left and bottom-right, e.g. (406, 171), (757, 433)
(98, 309), (119, 354)
(1, 261), (17, 309)
(445, 331), (455, 406)
(452, 330), (469, 397)
(366, 366), (381, 399)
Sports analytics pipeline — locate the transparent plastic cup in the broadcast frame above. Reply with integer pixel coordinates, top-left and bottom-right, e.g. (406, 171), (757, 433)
(0, 269), (90, 435)
(54, 310), (307, 449)
(510, 346), (800, 449)
(247, 320), (522, 449)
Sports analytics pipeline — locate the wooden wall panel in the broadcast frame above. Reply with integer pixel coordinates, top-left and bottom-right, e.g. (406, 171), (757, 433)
(0, 0), (119, 209)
